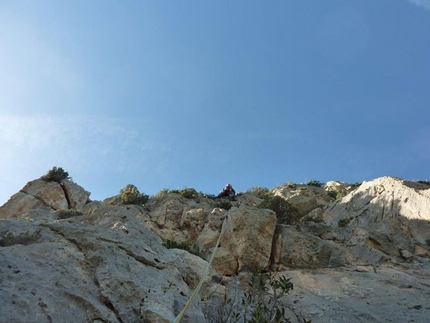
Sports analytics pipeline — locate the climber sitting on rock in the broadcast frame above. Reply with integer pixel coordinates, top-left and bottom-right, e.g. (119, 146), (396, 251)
(218, 183), (236, 200)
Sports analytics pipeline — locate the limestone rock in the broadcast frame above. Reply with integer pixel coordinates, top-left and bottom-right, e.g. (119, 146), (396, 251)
(22, 179), (68, 210)
(275, 224), (348, 268)
(283, 265), (430, 323)
(220, 205), (277, 272)
(62, 179), (90, 211)
(209, 246), (238, 276)
(0, 191), (51, 220)
(2, 175), (430, 322)
(195, 208), (225, 252)
(325, 180), (360, 198)
(322, 176), (430, 260)
(272, 183), (334, 216)
(0, 214), (206, 323)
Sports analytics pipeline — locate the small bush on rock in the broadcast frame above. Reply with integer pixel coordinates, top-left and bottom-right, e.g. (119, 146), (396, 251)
(119, 184), (149, 205)
(306, 180), (325, 188)
(181, 187), (198, 199)
(248, 186), (270, 198)
(417, 180), (430, 186)
(40, 166), (69, 183)
(209, 269), (310, 323)
(155, 188), (170, 198)
(258, 196), (300, 225)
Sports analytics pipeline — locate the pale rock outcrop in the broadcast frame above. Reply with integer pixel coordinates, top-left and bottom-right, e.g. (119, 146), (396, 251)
(322, 176), (430, 259)
(272, 183), (334, 216)
(0, 191), (51, 220)
(146, 194), (214, 244)
(283, 265), (430, 323)
(62, 179), (90, 211)
(220, 205), (277, 272)
(2, 175), (430, 322)
(0, 213), (207, 323)
(0, 179), (91, 220)
(274, 224), (348, 269)
(22, 179), (68, 210)
(209, 246), (238, 276)
(171, 248), (223, 301)
(195, 208), (225, 252)
(325, 180), (360, 197)
(0, 180), (67, 221)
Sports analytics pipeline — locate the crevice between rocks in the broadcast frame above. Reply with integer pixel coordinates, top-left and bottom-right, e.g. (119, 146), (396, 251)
(60, 182), (72, 210)
(41, 224), (84, 254)
(93, 277), (125, 323)
(117, 245), (165, 269)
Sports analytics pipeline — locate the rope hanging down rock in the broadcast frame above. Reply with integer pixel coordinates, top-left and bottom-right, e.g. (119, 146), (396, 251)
(173, 216), (228, 323)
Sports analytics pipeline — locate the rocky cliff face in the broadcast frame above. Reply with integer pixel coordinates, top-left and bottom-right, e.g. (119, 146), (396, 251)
(1, 176), (430, 322)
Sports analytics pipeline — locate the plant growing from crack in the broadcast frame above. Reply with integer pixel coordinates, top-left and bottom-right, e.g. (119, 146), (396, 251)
(40, 166), (70, 184)
(208, 269), (310, 323)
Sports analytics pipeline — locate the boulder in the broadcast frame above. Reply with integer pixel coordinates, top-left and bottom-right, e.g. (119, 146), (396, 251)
(272, 183), (334, 216)
(220, 205), (277, 272)
(0, 191), (51, 220)
(209, 246), (238, 276)
(275, 224), (348, 268)
(62, 179), (91, 211)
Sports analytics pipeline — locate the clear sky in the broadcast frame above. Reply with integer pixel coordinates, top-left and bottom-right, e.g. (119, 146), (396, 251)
(1, 0), (429, 205)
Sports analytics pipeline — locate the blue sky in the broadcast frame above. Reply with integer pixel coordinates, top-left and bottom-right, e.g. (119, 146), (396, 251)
(1, 0), (429, 205)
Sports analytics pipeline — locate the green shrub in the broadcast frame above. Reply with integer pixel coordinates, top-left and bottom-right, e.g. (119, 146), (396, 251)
(417, 180), (430, 186)
(248, 186), (269, 198)
(306, 180), (325, 188)
(211, 269), (306, 323)
(327, 191), (337, 199)
(181, 187), (198, 199)
(40, 166), (69, 183)
(119, 184), (149, 205)
(155, 188), (170, 198)
(336, 191), (346, 200)
(285, 182), (296, 188)
(259, 196), (300, 225)
(338, 218), (351, 227)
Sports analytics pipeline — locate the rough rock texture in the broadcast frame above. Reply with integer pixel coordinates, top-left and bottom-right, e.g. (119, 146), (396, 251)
(62, 179), (91, 211)
(322, 176), (430, 260)
(1, 176), (430, 322)
(325, 180), (360, 197)
(284, 265), (430, 323)
(0, 214), (207, 323)
(220, 205), (277, 272)
(272, 183), (334, 216)
(0, 179), (90, 220)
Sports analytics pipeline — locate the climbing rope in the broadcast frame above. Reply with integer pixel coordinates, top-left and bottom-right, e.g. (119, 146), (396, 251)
(173, 216), (228, 323)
